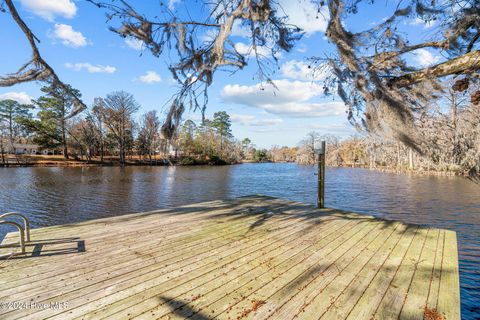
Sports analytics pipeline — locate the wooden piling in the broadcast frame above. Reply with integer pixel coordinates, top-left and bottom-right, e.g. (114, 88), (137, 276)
(317, 140), (326, 209)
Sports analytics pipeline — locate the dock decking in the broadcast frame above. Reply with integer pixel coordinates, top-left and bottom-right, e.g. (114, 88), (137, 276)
(0, 196), (460, 319)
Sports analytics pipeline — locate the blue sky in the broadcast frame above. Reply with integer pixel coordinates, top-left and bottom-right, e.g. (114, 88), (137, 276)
(0, 0), (442, 148)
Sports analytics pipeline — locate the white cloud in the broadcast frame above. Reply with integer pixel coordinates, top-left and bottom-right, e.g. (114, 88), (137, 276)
(231, 114), (283, 126)
(221, 79), (346, 118)
(281, 60), (313, 81)
(235, 42), (272, 58)
(277, 0), (329, 35)
(50, 24), (87, 48)
(139, 71), (161, 84)
(281, 60), (332, 81)
(20, 0), (77, 21)
(168, 0), (181, 10)
(413, 49), (440, 67)
(0, 92), (33, 104)
(410, 18), (437, 29)
(125, 37), (143, 50)
(65, 63), (116, 73)
(260, 101), (346, 117)
(223, 80), (320, 104)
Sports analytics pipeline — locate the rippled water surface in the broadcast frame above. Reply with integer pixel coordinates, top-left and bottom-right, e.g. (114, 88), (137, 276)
(0, 164), (479, 318)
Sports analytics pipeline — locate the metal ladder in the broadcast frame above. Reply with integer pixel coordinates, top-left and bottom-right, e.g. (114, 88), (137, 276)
(0, 212), (31, 258)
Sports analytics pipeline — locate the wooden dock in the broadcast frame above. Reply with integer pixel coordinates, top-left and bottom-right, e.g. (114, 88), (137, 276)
(0, 196), (460, 319)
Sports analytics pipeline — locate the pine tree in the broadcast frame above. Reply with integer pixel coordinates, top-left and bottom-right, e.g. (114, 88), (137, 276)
(18, 85), (82, 158)
(211, 111), (232, 152)
(0, 99), (33, 154)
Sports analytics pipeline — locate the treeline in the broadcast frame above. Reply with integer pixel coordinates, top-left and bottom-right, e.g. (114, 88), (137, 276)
(174, 112), (250, 165)
(267, 87), (480, 178)
(268, 100), (479, 177)
(0, 85), (251, 166)
(3, 83), (478, 175)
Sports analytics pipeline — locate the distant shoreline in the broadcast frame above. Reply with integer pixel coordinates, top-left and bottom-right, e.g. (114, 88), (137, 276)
(0, 160), (229, 168)
(0, 157), (467, 179)
(0, 154), (241, 168)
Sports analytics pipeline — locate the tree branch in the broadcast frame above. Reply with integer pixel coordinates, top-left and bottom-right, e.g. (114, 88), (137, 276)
(388, 50), (480, 88)
(1, 0), (86, 119)
(365, 41), (448, 64)
(467, 31), (480, 53)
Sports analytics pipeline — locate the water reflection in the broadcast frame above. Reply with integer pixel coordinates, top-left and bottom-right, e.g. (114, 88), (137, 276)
(0, 164), (478, 318)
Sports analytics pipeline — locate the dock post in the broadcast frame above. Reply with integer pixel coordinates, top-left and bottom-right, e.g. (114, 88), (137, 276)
(316, 141), (326, 209)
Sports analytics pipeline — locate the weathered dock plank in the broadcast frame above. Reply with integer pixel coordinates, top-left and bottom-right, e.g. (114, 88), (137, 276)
(0, 196), (460, 319)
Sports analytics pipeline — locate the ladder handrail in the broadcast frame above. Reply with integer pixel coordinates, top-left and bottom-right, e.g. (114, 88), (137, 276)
(0, 212), (30, 242)
(0, 220), (26, 257)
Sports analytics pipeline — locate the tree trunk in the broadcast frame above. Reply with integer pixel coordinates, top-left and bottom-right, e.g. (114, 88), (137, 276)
(119, 143), (125, 165)
(396, 143), (401, 169)
(8, 115), (15, 156)
(408, 148), (414, 170)
(62, 120), (69, 159)
(63, 143), (69, 159)
(120, 115), (125, 165)
(0, 134), (5, 164)
(451, 91), (458, 164)
(99, 120), (104, 164)
(100, 142), (104, 163)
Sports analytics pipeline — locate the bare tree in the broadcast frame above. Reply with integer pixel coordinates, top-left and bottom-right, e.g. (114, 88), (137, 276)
(90, 98), (107, 163)
(297, 131), (320, 164)
(0, 99), (33, 155)
(138, 111), (161, 163)
(100, 91), (140, 165)
(72, 119), (97, 162)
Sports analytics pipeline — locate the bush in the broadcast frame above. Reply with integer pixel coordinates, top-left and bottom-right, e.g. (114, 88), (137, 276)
(179, 156), (196, 165)
(208, 155), (228, 165)
(253, 149), (269, 162)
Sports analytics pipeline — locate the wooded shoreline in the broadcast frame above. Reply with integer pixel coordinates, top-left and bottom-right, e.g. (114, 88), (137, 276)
(0, 155), (230, 168)
(0, 155), (470, 179)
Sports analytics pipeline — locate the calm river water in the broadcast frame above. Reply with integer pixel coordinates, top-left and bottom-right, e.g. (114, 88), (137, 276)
(0, 163), (479, 318)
